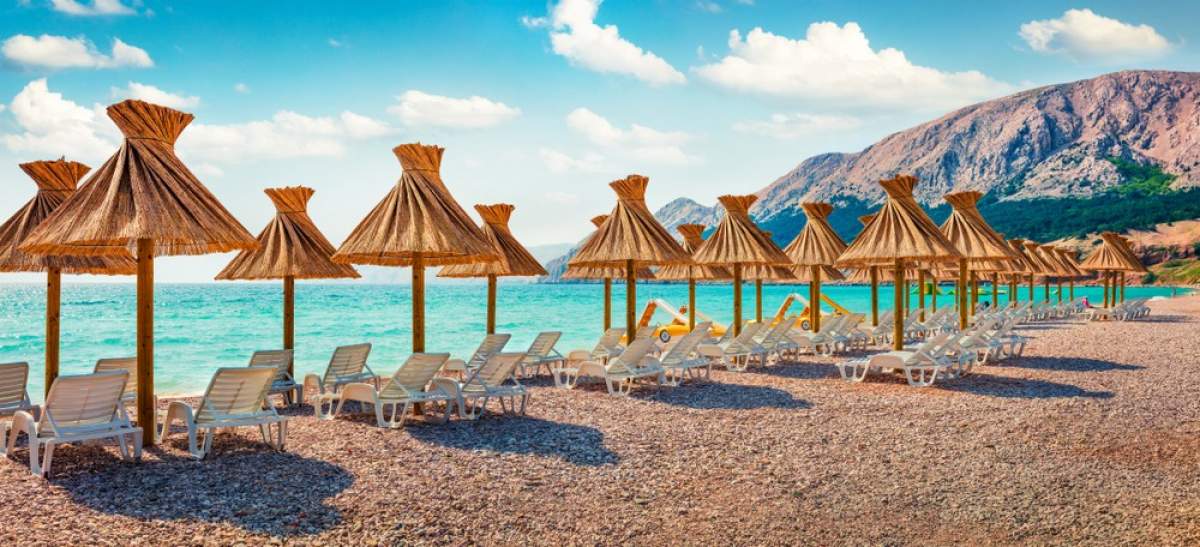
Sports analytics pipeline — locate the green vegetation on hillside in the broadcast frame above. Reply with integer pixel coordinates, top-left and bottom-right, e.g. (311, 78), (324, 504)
(1107, 157), (1177, 196)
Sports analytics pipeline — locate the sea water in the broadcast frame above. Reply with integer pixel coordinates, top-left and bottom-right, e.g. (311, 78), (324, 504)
(0, 281), (1184, 401)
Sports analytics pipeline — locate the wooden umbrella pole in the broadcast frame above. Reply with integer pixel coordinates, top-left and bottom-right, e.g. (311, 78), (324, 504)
(810, 265), (821, 333)
(917, 270), (926, 321)
(755, 278), (763, 323)
(45, 267), (61, 395)
(412, 254), (425, 352)
(136, 238), (155, 447)
(1028, 275), (1034, 301)
(732, 263), (743, 336)
(486, 274), (497, 335)
(992, 273), (999, 308)
(903, 279), (910, 315)
(1057, 280), (1063, 303)
(1120, 272), (1126, 303)
(869, 266), (879, 327)
(958, 261), (969, 330)
(687, 277), (696, 331)
(1069, 279), (1075, 301)
(602, 277), (612, 332)
(893, 260), (905, 351)
(625, 259), (636, 341)
(970, 273), (978, 315)
(1043, 278), (1050, 303)
(283, 275), (295, 375)
(931, 279), (938, 311)
(1103, 273), (1110, 307)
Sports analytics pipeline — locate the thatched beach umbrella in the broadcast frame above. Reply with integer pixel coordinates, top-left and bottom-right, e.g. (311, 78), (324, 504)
(216, 186), (359, 371)
(1080, 232), (1143, 307)
(1036, 245), (1075, 303)
(742, 261), (796, 324)
(837, 175), (960, 350)
(1, 159), (136, 393)
(569, 175), (691, 340)
(21, 100), (258, 444)
(783, 202), (847, 332)
(563, 214), (654, 333)
(1114, 236), (1147, 303)
(333, 143), (496, 352)
(439, 204), (547, 334)
(693, 195), (791, 335)
(855, 213), (881, 326)
(655, 224), (729, 331)
(1005, 239), (1032, 303)
(939, 191), (1018, 328)
(1021, 241), (1057, 303)
(1054, 247), (1085, 300)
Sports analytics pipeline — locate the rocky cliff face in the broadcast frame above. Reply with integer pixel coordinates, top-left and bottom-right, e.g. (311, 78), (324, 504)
(754, 70), (1200, 223)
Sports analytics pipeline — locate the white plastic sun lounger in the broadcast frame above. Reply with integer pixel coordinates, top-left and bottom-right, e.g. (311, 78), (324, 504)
(443, 333), (511, 375)
(698, 322), (766, 371)
(160, 367), (287, 460)
(757, 318), (800, 364)
(570, 338), (664, 396)
(334, 353), (453, 427)
(657, 322), (713, 385)
(837, 333), (952, 387)
(582, 328), (627, 362)
(303, 343), (376, 418)
(517, 331), (565, 378)
(248, 349), (302, 406)
(3, 370), (141, 477)
(448, 352), (529, 419)
(0, 362), (36, 422)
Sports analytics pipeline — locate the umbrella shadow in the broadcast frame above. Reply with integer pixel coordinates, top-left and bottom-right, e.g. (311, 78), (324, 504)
(49, 436), (351, 536)
(407, 416), (618, 467)
(636, 381), (812, 410)
(752, 361), (841, 381)
(943, 374), (1114, 399)
(1005, 356), (1143, 372)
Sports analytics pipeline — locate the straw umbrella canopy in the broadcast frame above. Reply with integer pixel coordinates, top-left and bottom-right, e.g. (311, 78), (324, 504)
(562, 214), (654, 333)
(1021, 241), (1058, 302)
(784, 202), (848, 332)
(332, 143), (496, 353)
(438, 203), (547, 334)
(1054, 247), (1085, 300)
(216, 186), (359, 371)
(692, 194), (792, 335)
(837, 175), (961, 350)
(939, 191), (1019, 327)
(21, 100), (258, 445)
(1114, 236), (1147, 301)
(568, 175), (691, 340)
(655, 223), (729, 331)
(1, 158), (136, 393)
(1080, 232), (1144, 307)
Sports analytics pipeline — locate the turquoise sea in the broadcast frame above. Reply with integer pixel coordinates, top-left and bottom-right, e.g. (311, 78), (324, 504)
(0, 281), (1186, 401)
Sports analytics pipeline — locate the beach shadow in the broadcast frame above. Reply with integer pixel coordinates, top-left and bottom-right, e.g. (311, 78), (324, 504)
(1138, 314), (1190, 324)
(408, 416), (618, 467)
(1007, 356), (1142, 372)
(51, 437), (351, 536)
(944, 374), (1114, 399)
(636, 381), (811, 410)
(754, 361), (841, 381)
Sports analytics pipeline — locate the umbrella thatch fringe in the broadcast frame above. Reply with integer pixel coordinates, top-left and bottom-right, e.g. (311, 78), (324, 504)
(332, 143), (497, 267)
(438, 203), (548, 278)
(655, 224), (731, 281)
(939, 191), (1019, 272)
(0, 158), (134, 275)
(837, 175), (961, 267)
(563, 214), (654, 279)
(20, 100), (257, 258)
(784, 201), (848, 268)
(1080, 232), (1145, 272)
(216, 186), (360, 281)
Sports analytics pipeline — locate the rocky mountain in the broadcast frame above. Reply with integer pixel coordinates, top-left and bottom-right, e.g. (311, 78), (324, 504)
(542, 70), (1200, 281)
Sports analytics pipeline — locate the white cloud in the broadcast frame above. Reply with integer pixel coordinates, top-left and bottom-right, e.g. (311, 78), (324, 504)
(1019, 9), (1171, 60)
(193, 163), (224, 178)
(733, 112), (862, 139)
(565, 107), (697, 165)
(530, 0), (685, 86)
(0, 103), (5, 113)
(388, 90), (520, 129)
(50, 0), (135, 16)
(1, 34), (153, 69)
(692, 22), (1010, 110)
(233, 83), (250, 94)
(110, 82), (200, 109)
(1, 78), (114, 160)
(327, 38), (342, 48)
(181, 110), (395, 163)
(539, 147), (604, 174)
(696, 1), (721, 14)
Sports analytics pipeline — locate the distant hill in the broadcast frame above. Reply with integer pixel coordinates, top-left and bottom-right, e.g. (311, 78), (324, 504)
(542, 70), (1200, 282)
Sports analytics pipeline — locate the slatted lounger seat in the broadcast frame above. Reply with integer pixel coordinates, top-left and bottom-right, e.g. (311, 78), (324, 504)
(159, 367), (287, 460)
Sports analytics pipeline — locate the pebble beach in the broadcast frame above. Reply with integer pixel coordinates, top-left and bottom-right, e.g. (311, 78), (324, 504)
(2, 296), (1198, 545)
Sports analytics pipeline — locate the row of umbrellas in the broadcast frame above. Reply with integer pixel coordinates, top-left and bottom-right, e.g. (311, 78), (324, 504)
(0, 99), (1148, 447)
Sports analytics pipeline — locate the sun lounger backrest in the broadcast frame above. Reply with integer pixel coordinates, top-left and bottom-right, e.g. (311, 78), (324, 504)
(380, 353), (450, 400)
(469, 334), (511, 368)
(661, 323), (710, 366)
(94, 357), (138, 401)
(40, 371), (128, 433)
(325, 343), (371, 384)
(248, 350), (294, 385)
(465, 352), (526, 390)
(0, 362), (31, 413)
(525, 331), (562, 359)
(196, 367), (276, 424)
(606, 338), (656, 374)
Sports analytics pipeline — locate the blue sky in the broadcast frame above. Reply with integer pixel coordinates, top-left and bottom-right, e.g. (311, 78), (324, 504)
(1, 0), (1197, 281)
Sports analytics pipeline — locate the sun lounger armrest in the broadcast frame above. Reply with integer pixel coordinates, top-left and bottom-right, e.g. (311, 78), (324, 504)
(566, 350), (592, 362)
